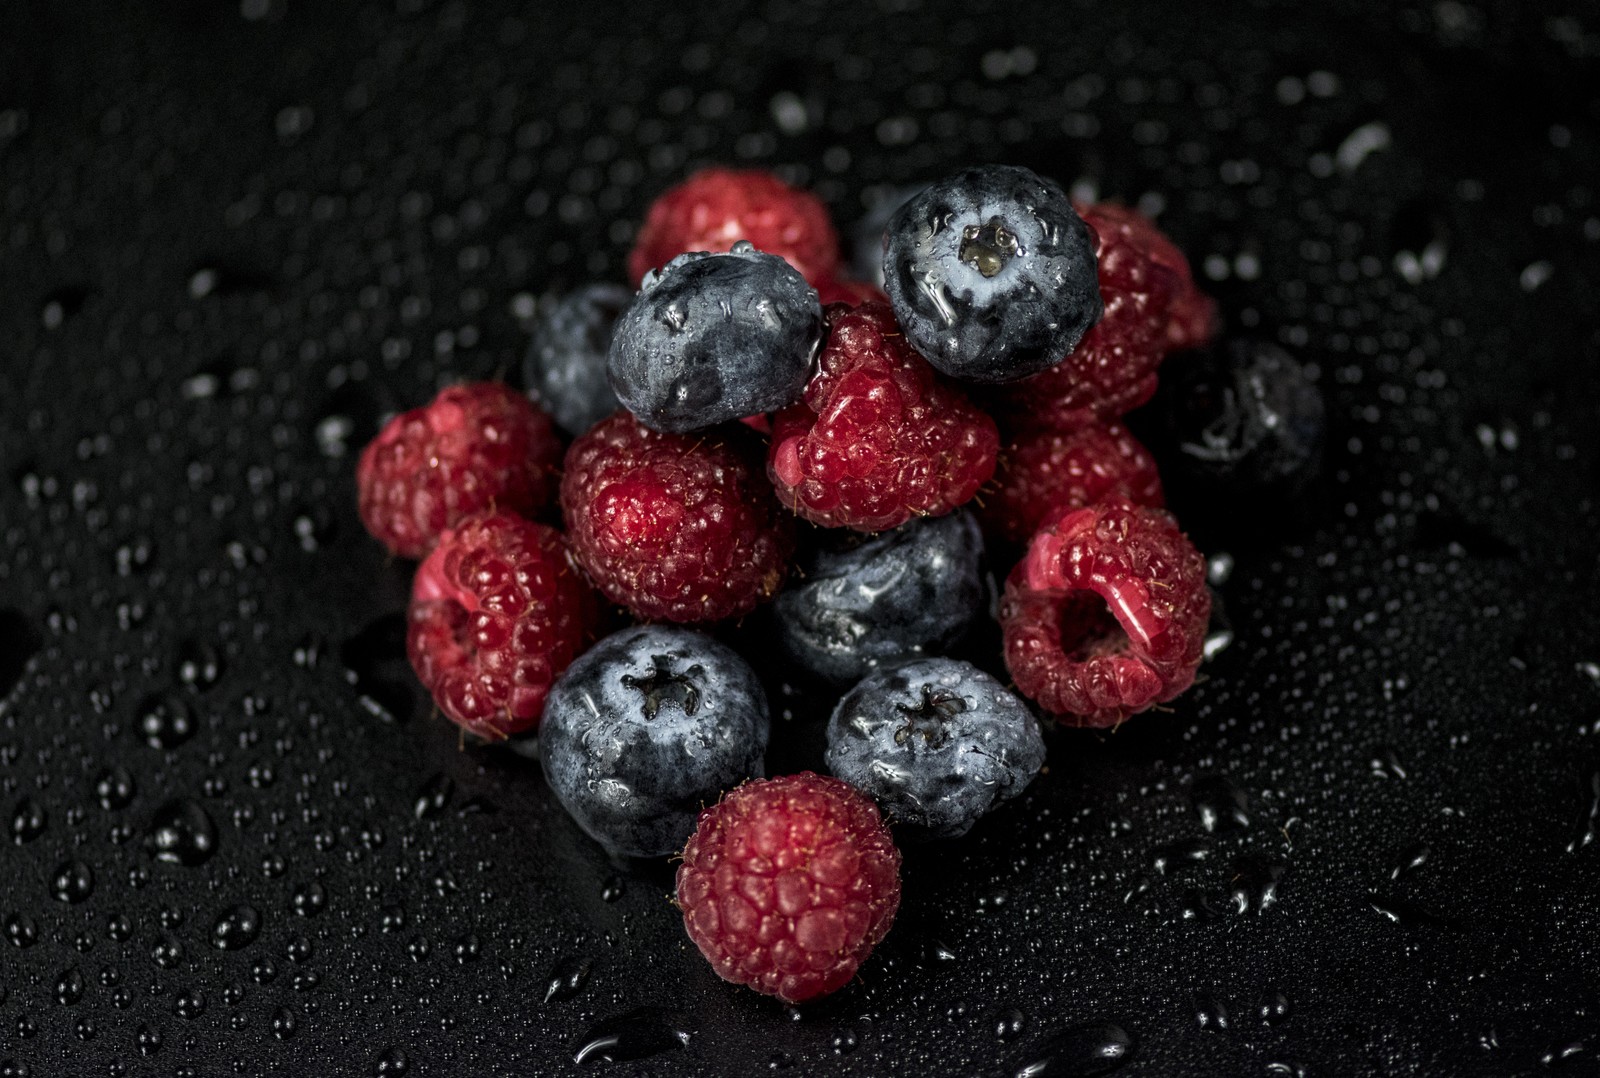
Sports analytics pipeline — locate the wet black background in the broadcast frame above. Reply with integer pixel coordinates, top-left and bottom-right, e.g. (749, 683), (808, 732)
(2, 1), (1599, 1075)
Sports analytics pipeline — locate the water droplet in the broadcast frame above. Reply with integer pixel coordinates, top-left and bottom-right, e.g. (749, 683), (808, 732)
(144, 799), (218, 865)
(50, 860), (95, 903)
(1389, 842), (1431, 881)
(55, 967), (85, 1005)
(413, 773), (454, 819)
(1012, 1020), (1134, 1076)
(137, 1024), (162, 1055)
(291, 881), (327, 917)
(1566, 769), (1599, 854)
(543, 956), (593, 1004)
(94, 767), (137, 810)
(1368, 891), (1454, 929)
(572, 1008), (693, 1066)
(1193, 993), (1230, 1031)
(212, 905), (262, 950)
(272, 1007), (298, 1040)
(1151, 838), (1209, 875)
(10, 799), (47, 843)
(1191, 776), (1249, 833)
(5, 913), (39, 948)
(1258, 990), (1291, 1026)
(1229, 855), (1285, 914)
(374, 1047), (409, 1075)
(1179, 889), (1223, 922)
(173, 988), (206, 1019)
(136, 694), (197, 750)
(175, 639), (224, 691)
(1369, 745), (1408, 780)
(600, 876), (625, 902)
(995, 1009), (1027, 1041)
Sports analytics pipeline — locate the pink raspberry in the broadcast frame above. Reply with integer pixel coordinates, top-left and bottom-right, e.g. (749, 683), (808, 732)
(561, 412), (794, 623)
(767, 302), (999, 532)
(981, 423), (1165, 547)
(676, 772), (901, 1004)
(406, 511), (598, 739)
(356, 382), (561, 559)
(1001, 500), (1209, 727)
(627, 168), (841, 287)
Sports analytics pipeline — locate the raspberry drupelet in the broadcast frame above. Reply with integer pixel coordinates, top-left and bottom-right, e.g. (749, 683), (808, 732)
(988, 202), (1216, 433)
(1001, 500), (1209, 727)
(356, 382), (562, 559)
(676, 772), (901, 1004)
(406, 511), (598, 740)
(627, 167), (842, 287)
(561, 412), (795, 623)
(980, 423), (1165, 547)
(767, 302), (999, 532)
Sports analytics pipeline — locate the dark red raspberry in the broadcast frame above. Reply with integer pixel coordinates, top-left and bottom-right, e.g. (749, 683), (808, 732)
(981, 423), (1165, 547)
(988, 203), (1214, 433)
(1001, 500), (1209, 727)
(561, 412), (794, 623)
(676, 772), (901, 1004)
(627, 168), (841, 287)
(767, 302), (999, 532)
(811, 275), (888, 308)
(356, 382), (562, 559)
(407, 511), (597, 739)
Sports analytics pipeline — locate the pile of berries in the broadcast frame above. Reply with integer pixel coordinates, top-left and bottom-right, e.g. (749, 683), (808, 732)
(354, 164), (1323, 1004)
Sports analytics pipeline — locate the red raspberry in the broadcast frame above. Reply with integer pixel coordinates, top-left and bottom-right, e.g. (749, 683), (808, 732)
(676, 772), (901, 1004)
(767, 302), (999, 532)
(561, 412), (794, 623)
(407, 511), (597, 739)
(987, 203), (1214, 433)
(627, 168), (841, 287)
(356, 382), (562, 559)
(981, 423), (1165, 547)
(811, 275), (887, 308)
(1001, 500), (1209, 727)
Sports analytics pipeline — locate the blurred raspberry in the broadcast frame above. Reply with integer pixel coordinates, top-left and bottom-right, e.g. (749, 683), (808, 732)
(980, 423), (1165, 546)
(627, 168), (841, 287)
(356, 382), (561, 559)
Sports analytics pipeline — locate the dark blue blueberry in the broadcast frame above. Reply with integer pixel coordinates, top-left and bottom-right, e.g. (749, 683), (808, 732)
(606, 243), (823, 432)
(773, 512), (986, 685)
(1159, 341), (1326, 499)
(825, 658), (1044, 839)
(539, 626), (769, 858)
(882, 164), (1101, 383)
(523, 284), (631, 437)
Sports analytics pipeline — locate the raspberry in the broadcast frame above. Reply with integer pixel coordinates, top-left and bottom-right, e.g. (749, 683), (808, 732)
(1001, 500), (1209, 727)
(980, 423), (1165, 547)
(406, 511), (597, 739)
(987, 202), (1214, 432)
(628, 168), (841, 287)
(767, 302), (999, 531)
(811, 275), (887, 308)
(676, 773), (901, 1003)
(356, 382), (562, 559)
(561, 412), (794, 623)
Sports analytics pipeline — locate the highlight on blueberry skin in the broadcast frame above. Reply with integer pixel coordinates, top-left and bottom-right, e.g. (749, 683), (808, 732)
(538, 625), (770, 859)
(606, 243), (824, 433)
(882, 164), (1102, 384)
(772, 511), (987, 685)
(523, 283), (631, 437)
(825, 658), (1046, 840)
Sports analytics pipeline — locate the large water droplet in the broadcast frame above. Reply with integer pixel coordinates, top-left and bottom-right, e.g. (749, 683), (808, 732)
(211, 905), (262, 950)
(144, 800), (218, 865)
(572, 1008), (693, 1066)
(1012, 1020), (1135, 1076)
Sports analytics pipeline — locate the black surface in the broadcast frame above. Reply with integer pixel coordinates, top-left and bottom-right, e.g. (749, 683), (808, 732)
(2, 1), (1599, 1075)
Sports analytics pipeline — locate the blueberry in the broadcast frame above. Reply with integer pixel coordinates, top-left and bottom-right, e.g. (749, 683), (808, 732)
(607, 243), (823, 432)
(523, 283), (630, 436)
(1158, 340), (1326, 499)
(825, 658), (1045, 839)
(773, 512), (986, 685)
(882, 164), (1101, 383)
(538, 625), (769, 858)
